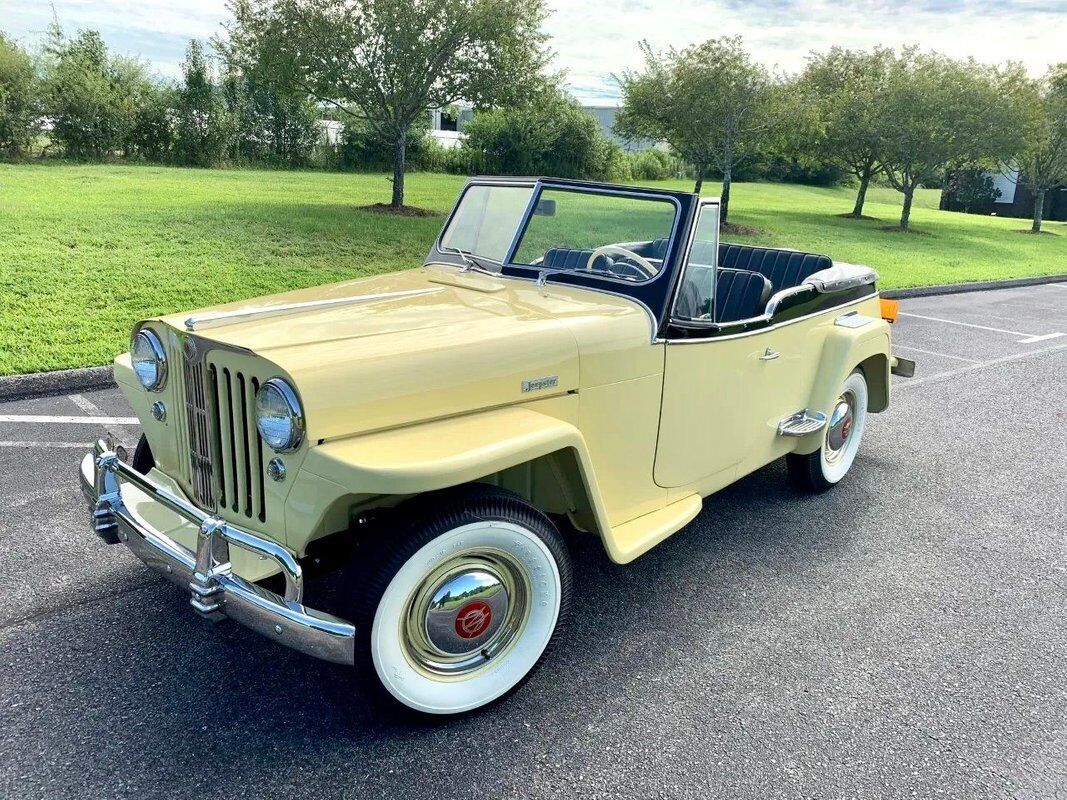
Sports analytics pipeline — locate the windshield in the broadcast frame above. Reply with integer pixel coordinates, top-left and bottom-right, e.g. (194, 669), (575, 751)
(511, 188), (678, 283)
(439, 183), (679, 283)
(440, 184), (534, 265)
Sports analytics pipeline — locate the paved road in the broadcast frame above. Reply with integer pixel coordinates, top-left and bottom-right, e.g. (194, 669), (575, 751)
(1, 285), (1065, 799)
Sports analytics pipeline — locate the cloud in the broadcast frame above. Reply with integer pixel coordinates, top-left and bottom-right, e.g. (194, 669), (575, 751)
(4, 0), (1062, 97)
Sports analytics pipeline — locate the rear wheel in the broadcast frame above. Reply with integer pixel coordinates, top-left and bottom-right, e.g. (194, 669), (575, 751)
(787, 369), (868, 493)
(350, 486), (572, 715)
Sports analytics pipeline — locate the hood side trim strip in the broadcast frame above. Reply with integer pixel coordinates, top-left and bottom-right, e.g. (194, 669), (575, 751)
(184, 288), (443, 331)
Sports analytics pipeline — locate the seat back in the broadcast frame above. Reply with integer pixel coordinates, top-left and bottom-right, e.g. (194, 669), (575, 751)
(542, 248), (594, 270)
(718, 243), (831, 294)
(715, 268), (772, 323)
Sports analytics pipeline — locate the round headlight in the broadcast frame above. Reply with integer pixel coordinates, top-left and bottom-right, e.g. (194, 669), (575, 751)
(131, 329), (167, 391)
(256, 378), (304, 452)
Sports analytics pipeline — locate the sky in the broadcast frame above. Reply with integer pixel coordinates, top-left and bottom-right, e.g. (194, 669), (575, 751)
(3, 0), (1065, 103)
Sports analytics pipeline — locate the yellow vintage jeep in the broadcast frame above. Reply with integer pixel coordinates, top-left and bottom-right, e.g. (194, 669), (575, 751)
(82, 178), (911, 715)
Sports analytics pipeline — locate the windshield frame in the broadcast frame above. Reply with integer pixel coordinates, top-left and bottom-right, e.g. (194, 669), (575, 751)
(427, 177), (700, 339)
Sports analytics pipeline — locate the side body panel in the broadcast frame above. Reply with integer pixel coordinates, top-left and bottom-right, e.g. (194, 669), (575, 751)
(656, 295), (888, 496)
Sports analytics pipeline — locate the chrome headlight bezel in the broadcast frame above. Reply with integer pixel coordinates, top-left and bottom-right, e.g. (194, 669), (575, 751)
(255, 378), (305, 453)
(131, 328), (168, 392)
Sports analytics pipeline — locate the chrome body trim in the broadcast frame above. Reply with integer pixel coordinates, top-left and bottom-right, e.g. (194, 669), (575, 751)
(804, 263), (879, 294)
(80, 439), (355, 665)
(184, 288), (442, 331)
(659, 294), (879, 344)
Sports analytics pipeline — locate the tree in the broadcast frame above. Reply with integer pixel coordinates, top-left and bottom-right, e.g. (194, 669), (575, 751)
(877, 51), (1020, 231)
(175, 40), (236, 166)
(0, 32), (39, 158)
(222, 0), (550, 209)
(800, 47), (893, 217)
(43, 27), (151, 159)
(616, 37), (793, 223)
(1012, 64), (1067, 233)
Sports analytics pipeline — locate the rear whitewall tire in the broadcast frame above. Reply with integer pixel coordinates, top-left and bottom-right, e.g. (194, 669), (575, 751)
(787, 369), (869, 493)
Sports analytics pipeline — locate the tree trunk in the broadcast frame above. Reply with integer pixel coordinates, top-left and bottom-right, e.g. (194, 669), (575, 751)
(852, 166), (872, 217)
(391, 128), (407, 209)
(720, 166), (732, 225)
(692, 163), (704, 195)
(1032, 189), (1046, 233)
(899, 185), (915, 231)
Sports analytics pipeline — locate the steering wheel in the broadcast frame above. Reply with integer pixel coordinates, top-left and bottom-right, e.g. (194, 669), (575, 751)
(585, 245), (656, 281)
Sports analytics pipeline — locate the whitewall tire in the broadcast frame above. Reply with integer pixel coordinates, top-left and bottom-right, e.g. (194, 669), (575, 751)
(352, 486), (571, 715)
(787, 369), (869, 492)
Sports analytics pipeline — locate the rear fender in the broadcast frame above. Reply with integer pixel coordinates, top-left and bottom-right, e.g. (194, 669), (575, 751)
(796, 319), (891, 454)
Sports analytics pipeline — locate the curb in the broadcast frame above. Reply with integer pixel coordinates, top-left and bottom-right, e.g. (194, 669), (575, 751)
(883, 274), (1067, 299)
(0, 365), (115, 402)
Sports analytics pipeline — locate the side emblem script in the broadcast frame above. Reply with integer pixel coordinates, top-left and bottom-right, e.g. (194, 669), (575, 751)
(521, 375), (559, 393)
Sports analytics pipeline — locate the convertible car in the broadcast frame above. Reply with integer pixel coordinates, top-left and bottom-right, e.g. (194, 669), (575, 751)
(82, 177), (913, 715)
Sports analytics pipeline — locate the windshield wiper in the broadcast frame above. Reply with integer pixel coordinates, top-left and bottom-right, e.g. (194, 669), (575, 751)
(453, 248), (500, 277)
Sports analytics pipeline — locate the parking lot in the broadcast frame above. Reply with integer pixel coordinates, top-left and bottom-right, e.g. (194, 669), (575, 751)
(1, 283), (1065, 799)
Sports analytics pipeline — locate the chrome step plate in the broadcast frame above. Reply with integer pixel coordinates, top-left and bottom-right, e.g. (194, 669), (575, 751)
(777, 409), (828, 437)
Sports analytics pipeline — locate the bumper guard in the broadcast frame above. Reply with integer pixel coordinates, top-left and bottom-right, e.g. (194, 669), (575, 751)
(80, 439), (355, 665)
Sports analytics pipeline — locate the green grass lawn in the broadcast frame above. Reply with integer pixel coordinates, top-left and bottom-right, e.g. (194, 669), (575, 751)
(1, 163), (1064, 376)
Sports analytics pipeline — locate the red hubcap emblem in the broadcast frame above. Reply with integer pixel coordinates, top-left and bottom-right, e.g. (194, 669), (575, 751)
(841, 417), (853, 440)
(454, 600), (492, 639)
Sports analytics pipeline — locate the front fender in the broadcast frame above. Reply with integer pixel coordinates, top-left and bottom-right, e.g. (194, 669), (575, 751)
(298, 405), (614, 538)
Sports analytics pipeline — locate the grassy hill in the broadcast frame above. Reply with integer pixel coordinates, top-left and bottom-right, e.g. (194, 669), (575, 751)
(1, 163), (1063, 375)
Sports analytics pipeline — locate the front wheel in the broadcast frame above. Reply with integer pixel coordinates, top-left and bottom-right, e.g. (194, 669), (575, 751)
(351, 486), (572, 715)
(787, 369), (869, 493)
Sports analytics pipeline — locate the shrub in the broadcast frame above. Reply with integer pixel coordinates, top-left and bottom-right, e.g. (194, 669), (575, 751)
(941, 166), (999, 213)
(462, 94), (617, 180)
(339, 118), (431, 171)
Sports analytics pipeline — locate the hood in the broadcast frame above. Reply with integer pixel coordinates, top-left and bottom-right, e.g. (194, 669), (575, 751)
(157, 267), (654, 442)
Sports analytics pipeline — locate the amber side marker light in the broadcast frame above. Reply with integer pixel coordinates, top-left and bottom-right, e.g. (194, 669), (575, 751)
(880, 299), (900, 323)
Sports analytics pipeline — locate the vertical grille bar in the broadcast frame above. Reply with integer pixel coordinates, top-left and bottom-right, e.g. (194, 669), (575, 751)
(247, 377), (265, 522)
(182, 355), (215, 509)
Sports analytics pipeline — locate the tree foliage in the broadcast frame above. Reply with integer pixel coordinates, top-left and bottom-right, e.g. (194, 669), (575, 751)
(799, 46), (894, 216)
(616, 36), (797, 221)
(1011, 63), (1067, 232)
(222, 0), (551, 208)
(174, 40), (237, 166)
(876, 51), (1021, 230)
(0, 32), (39, 158)
(42, 26), (155, 159)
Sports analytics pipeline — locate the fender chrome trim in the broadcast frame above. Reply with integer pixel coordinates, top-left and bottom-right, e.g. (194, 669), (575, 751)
(80, 439), (355, 665)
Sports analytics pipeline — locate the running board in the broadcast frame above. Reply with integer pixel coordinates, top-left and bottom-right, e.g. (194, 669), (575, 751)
(777, 409), (827, 437)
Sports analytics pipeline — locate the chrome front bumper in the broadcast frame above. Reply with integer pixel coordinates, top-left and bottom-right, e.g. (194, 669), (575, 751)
(80, 439), (355, 665)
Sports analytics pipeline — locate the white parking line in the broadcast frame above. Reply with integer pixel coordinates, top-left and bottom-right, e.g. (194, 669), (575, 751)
(891, 344), (981, 363)
(898, 312), (1063, 344)
(0, 415), (140, 425)
(1018, 332), (1066, 344)
(1045, 283), (1067, 290)
(68, 393), (106, 416)
(0, 441), (90, 448)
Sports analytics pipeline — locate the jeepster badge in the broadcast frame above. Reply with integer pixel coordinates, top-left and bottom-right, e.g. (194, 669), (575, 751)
(521, 375), (559, 393)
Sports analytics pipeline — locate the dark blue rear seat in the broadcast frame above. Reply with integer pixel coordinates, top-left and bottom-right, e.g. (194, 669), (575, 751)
(652, 239), (832, 294)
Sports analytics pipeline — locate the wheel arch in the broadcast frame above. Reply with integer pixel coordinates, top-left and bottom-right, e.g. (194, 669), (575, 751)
(291, 406), (614, 555)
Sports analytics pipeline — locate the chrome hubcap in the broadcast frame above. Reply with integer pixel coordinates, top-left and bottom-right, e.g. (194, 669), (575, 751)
(401, 551), (530, 677)
(824, 391), (856, 464)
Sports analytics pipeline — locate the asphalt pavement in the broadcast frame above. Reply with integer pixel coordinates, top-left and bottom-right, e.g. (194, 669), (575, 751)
(1, 284), (1065, 799)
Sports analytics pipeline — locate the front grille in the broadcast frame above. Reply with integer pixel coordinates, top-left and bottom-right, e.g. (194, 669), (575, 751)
(209, 364), (266, 522)
(178, 339), (267, 523)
